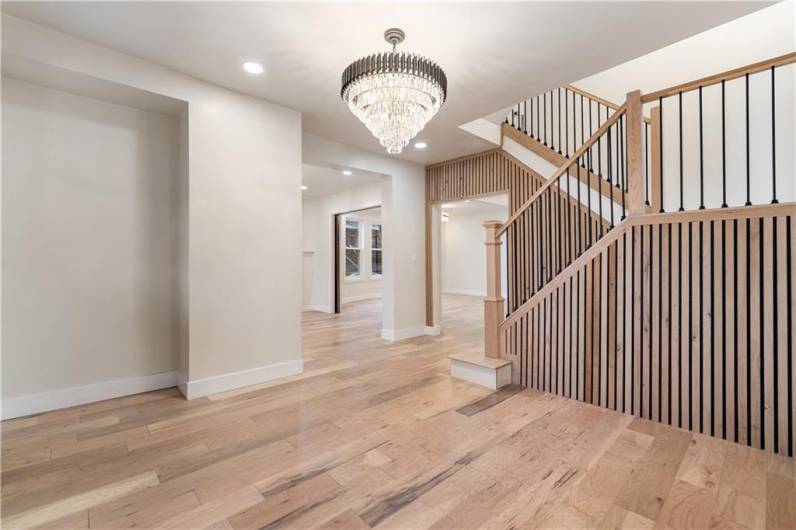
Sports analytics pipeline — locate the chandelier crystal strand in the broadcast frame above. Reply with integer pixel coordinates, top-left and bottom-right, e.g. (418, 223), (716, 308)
(341, 29), (447, 154)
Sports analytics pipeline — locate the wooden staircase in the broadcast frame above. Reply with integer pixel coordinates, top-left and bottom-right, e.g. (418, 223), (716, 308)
(429, 52), (796, 457)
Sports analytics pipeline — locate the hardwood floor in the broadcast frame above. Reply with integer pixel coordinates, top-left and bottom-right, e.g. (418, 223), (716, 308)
(2, 295), (794, 529)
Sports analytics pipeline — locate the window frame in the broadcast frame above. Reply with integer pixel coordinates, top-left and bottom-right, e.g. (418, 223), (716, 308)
(370, 222), (382, 279)
(343, 218), (363, 282)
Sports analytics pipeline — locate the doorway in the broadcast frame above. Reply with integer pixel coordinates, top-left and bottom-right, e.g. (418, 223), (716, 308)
(436, 193), (508, 330)
(333, 206), (382, 314)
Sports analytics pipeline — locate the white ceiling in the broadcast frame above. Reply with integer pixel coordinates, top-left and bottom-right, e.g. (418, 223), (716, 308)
(302, 163), (382, 198)
(2, 2), (769, 164)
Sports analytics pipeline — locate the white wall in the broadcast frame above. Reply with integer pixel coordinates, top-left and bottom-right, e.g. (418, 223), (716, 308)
(2, 15), (303, 406)
(302, 183), (382, 314)
(302, 134), (429, 339)
(442, 206), (508, 297)
(341, 208), (382, 304)
(301, 197), (320, 311)
(574, 2), (795, 210)
(2, 78), (179, 400)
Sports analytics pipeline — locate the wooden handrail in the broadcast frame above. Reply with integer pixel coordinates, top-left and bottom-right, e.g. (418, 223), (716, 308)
(641, 51), (796, 103)
(566, 84), (621, 111)
(497, 103), (626, 237)
(567, 84), (651, 124)
(499, 201), (796, 329)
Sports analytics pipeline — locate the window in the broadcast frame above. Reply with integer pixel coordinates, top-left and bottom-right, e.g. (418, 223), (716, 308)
(371, 223), (382, 278)
(344, 219), (361, 279)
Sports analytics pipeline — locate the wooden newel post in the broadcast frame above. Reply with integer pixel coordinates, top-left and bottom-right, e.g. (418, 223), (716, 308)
(483, 220), (504, 358)
(626, 90), (646, 216)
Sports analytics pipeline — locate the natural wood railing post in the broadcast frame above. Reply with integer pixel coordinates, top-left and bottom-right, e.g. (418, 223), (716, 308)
(626, 90), (646, 215)
(483, 220), (504, 358)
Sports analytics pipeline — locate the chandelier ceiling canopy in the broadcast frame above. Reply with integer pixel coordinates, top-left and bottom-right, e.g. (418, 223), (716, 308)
(341, 28), (447, 155)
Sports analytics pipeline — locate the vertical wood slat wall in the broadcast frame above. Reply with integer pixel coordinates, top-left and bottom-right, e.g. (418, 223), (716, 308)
(501, 206), (795, 457)
(426, 149), (543, 210)
(426, 149), (544, 324)
(427, 150), (611, 314)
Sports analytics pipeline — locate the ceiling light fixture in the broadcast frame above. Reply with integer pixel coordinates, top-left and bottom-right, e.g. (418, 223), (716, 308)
(441, 203), (455, 209)
(341, 28), (447, 155)
(414, 141), (427, 149)
(301, 185), (308, 191)
(242, 62), (264, 75)
(342, 169), (353, 176)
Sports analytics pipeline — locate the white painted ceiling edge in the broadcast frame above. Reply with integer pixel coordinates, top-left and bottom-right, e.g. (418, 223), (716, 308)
(483, 1), (793, 125)
(1, 1), (770, 164)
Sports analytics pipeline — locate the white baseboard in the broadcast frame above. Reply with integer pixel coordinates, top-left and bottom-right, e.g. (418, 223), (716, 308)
(341, 293), (382, 304)
(442, 289), (486, 297)
(425, 325), (442, 336)
(303, 304), (332, 314)
(180, 359), (303, 400)
(1, 371), (177, 420)
(381, 325), (441, 341)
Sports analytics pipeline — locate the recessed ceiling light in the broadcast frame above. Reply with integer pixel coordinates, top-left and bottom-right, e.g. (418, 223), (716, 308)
(242, 62), (264, 75)
(301, 185), (308, 191)
(441, 203), (455, 209)
(414, 141), (427, 149)
(342, 170), (353, 176)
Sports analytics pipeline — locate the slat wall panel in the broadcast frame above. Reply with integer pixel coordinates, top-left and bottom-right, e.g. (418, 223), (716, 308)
(428, 148), (612, 320)
(501, 211), (795, 457)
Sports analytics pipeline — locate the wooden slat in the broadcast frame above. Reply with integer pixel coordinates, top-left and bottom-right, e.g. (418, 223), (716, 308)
(502, 203), (795, 457)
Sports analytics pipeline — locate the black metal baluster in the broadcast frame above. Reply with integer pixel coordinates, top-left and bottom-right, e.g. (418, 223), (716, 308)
(721, 219), (726, 437)
(631, 226), (636, 416)
(773, 216), (779, 453)
(543, 91), (548, 146)
(733, 219), (739, 443)
(620, 116), (626, 219)
(759, 217), (765, 449)
(565, 89), (569, 157)
(746, 74), (751, 205)
(699, 86), (705, 209)
(771, 66), (777, 204)
(679, 92), (684, 212)
(722, 81), (727, 208)
(558, 87), (563, 154)
(787, 216), (793, 457)
(645, 122), (650, 206)
(606, 124), (612, 231)
(576, 162), (582, 256)
(659, 97), (664, 213)
(530, 95), (535, 139)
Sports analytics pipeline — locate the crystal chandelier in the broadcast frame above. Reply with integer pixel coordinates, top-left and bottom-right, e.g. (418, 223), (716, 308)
(341, 28), (447, 154)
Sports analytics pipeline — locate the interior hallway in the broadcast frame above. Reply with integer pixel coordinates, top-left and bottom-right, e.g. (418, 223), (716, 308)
(2, 296), (794, 529)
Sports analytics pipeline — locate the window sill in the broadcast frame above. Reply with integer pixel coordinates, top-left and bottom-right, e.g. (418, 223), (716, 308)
(344, 276), (363, 284)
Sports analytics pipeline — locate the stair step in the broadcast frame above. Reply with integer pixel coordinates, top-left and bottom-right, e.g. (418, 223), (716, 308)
(448, 353), (512, 390)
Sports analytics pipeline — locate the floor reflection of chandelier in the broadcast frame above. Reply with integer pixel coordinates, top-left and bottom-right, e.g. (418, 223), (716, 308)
(341, 28), (447, 155)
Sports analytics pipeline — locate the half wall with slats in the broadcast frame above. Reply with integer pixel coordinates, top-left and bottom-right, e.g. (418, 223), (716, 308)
(426, 149), (613, 318)
(501, 203), (795, 456)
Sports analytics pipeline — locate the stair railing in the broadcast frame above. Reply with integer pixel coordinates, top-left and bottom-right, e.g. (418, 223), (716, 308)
(505, 85), (624, 160)
(484, 101), (633, 358)
(641, 52), (795, 213)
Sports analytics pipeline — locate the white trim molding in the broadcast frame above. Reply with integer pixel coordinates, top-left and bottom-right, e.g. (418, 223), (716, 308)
(449, 353), (512, 390)
(381, 326), (440, 341)
(341, 293), (382, 304)
(1, 371), (177, 420)
(179, 359), (303, 400)
(442, 288), (486, 297)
